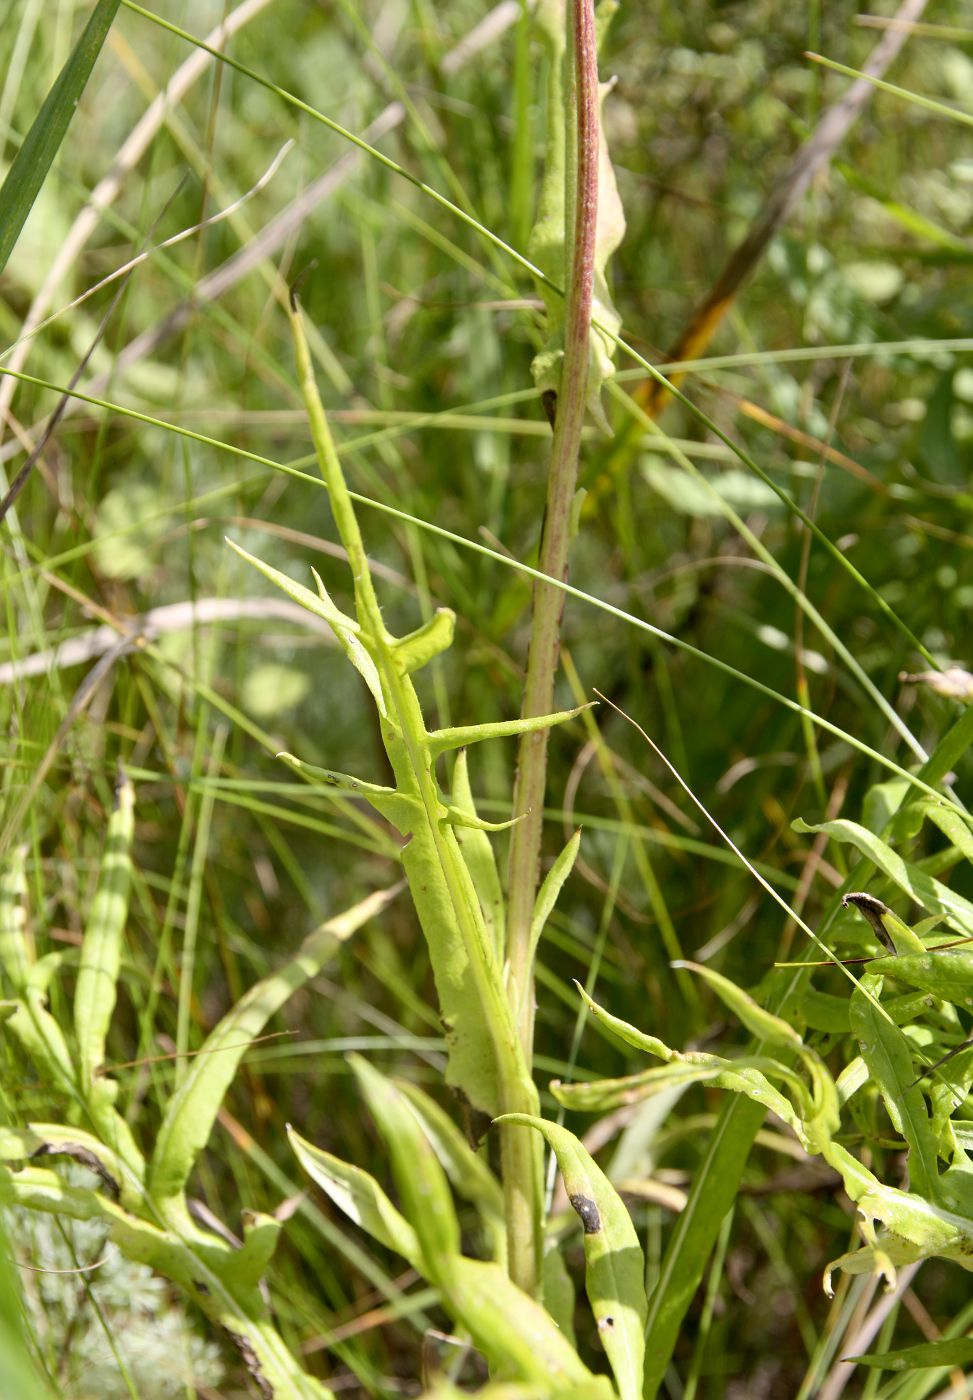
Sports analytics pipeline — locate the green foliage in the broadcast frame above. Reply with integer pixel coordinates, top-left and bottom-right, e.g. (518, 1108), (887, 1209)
(5, 0), (973, 1394)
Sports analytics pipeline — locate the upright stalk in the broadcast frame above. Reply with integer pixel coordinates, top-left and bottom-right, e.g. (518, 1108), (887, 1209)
(507, 0), (600, 1059)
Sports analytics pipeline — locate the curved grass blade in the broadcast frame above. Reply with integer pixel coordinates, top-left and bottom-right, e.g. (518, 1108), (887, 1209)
(497, 1115), (646, 1400)
(0, 0), (121, 275)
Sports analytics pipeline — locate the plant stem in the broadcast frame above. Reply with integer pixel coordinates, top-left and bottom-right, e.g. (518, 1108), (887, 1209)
(507, 0), (599, 1061)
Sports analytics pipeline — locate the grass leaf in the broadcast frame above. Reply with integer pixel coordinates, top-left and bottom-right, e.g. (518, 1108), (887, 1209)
(0, 0), (121, 274)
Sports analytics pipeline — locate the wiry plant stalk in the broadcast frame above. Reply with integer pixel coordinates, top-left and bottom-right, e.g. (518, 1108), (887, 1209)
(507, 0), (600, 1060)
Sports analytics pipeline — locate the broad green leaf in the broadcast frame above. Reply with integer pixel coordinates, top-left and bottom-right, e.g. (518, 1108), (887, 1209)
(870, 947), (973, 1007)
(848, 1337), (973, 1370)
(0, 845), (30, 992)
(287, 1125), (421, 1266)
(74, 773), (134, 1085)
(450, 749), (505, 957)
(16, 1121), (143, 1211)
(0, 0), (121, 274)
(794, 817), (973, 936)
(8, 989), (77, 1099)
(849, 975), (939, 1199)
(498, 1115), (645, 1400)
(543, 1241), (578, 1348)
(672, 960), (804, 1051)
(148, 886), (395, 1203)
(821, 1139), (973, 1290)
(444, 1256), (598, 1386)
(426, 704), (589, 759)
(351, 1056), (461, 1277)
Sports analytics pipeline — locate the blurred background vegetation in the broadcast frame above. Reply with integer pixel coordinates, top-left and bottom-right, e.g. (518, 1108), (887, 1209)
(2, 1), (973, 1394)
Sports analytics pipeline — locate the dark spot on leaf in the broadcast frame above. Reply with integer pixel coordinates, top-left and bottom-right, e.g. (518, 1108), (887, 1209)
(30, 1141), (121, 1200)
(542, 389), (558, 429)
(597, 1315), (615, 1332)
(570, 1192), (602, 1234)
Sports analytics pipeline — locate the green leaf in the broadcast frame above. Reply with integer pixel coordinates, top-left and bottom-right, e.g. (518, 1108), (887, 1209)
(870, 947), (973, 1007)
(148, 886), (394, 1204)
(527, 830), (581, 978)
(226, 539), (360, 635)
(642, 1095), (765, 1399)
(74, 773), (134, 1085)
(497, 1115), (646, 1400)
(842, 892), (926, 955)
(287, 1125), (421, 1266)
(848, 1337), (973, 1370)
(426, 704), (589, 758)
(0, 0), (121, 274)
(393, 609), (456, 673)
(444, 1256), (599, 1387)
(849, 974), (940, 1199)
(276, 752), (421, 831)
(794, 817), (973, 936)
(394, 1078), (505, 1260)
(672, 960), (804, 1051)
(350, 1056), (461, 1278)
(450, 750), (505, 957)
(0, 845), (30, 992)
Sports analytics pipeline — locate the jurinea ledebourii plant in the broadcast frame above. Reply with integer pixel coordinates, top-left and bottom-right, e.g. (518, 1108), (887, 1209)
(0, 779), (406, 1399)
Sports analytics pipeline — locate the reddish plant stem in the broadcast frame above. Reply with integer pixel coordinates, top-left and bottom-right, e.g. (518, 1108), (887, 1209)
(507, 0), (599, 1064)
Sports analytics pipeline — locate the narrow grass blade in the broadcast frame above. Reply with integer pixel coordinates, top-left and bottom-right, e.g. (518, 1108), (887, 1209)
(0, 0), (121, 274)
(498, 1115), (646, 1400)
